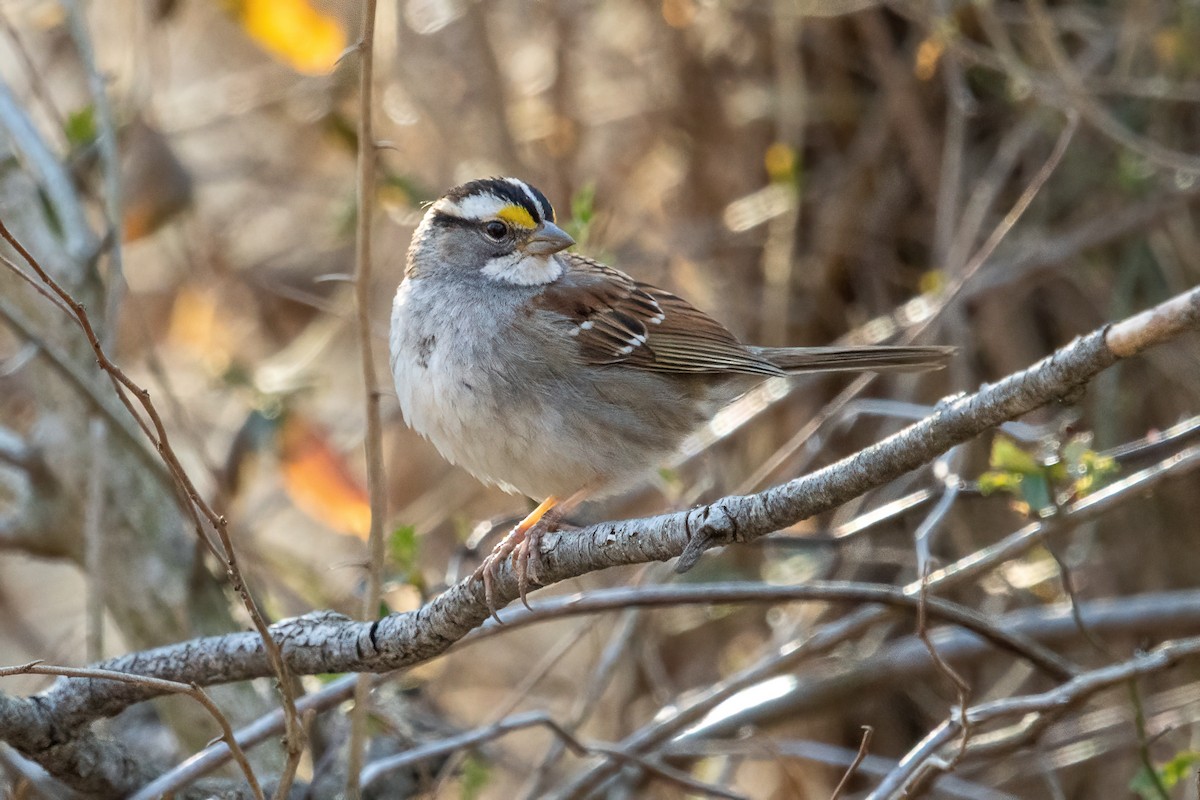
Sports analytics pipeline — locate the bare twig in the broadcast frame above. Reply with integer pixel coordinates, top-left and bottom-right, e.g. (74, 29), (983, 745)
(0, 212), (304, 788)
(0, 661), (262, 800)
(346, 1), (387, 796)
(129, 673), (362, 800)
(731, 111), (1078, 493)
(361, 709), (746, 800)
(359, 711), (586, 789)
(0, 9), (67, 137)
(522, 608), (644, 798)
(917, 569), (972, 770)
(830, 725), (874, 800)
(114, 583), (1200, 797)
(552, 435), (1200, 798)
(62, 0), (127, 666)
(462, 582), (1076, 681)
(0, 293), (166, 484)
(869, 636), (1200, 798)
(666, 739), (1013, 800)
(1025, 0), (1200, 173)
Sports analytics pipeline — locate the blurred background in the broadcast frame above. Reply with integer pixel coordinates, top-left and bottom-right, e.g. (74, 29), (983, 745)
(1, 0), (1200, 797)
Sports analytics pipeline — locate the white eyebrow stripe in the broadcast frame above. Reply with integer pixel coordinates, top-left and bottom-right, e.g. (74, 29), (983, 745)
(437, 192), (511, 220)
(431, 197), (462, 216)
(504, 178), (545, 222)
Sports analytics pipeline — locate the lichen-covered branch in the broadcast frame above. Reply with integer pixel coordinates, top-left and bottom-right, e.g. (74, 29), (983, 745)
(1, 286), (1196, 797)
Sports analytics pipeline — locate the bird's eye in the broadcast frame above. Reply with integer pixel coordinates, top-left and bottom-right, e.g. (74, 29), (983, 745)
(484, 220), (508, 240)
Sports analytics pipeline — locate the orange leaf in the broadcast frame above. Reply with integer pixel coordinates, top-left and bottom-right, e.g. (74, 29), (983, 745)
(279, 415), (371, 538)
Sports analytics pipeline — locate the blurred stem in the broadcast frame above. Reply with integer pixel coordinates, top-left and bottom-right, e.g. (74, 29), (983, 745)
(62, 0), (125, 665)
(348, 1), (385, 797)
(933, 0), (973, 270)
(761, 0), (804, 346)
(1127, 680), (1170, 800)
(0, 78), (95, 263)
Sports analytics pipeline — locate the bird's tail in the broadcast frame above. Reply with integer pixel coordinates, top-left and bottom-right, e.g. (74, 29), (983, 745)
(750, 345), (954, 374)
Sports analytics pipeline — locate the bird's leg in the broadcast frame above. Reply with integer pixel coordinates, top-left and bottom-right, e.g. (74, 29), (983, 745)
(513, 489), (589, 607)
(474, 495), (559, 622)
(474, 489), (590, 621)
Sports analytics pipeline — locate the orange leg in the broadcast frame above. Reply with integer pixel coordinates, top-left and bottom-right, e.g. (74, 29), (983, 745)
(473, 495), (560, 622)
(472, 490), (589, 621)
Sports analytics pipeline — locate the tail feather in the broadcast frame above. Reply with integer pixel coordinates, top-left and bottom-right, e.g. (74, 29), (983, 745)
(750, 345), (954, 374)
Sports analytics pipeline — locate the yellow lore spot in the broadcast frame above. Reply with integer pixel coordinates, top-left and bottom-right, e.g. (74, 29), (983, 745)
(496, 204), (537, 229)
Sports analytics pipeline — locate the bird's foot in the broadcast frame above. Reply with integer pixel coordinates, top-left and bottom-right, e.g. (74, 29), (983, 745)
(472, 496), (560, 622)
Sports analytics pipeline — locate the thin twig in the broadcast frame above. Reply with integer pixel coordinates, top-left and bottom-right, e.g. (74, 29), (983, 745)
(869, 636), (1200, 799)
(0, 293), (168, 486)
(1024, 0), (1200, 173)
(62, 0), (125, 665)
(129, 673), (363, 800)
(112, 579), (1200, 797)
(731, 111), (1078, 493)
(0, 661), (263, 800)
(361, 710), (745, 800)
(463, 582), (1076, 681)
(346, 1), (387, 796)
(552, 435), (1200, 799)
(522, 608), (644, 798)
(830, 726), (874, 800)
(917, 568), (972, 770)
(0, 9), (68, 137)
(5, 286), (1199, 797)
(0, 215), (305, 786)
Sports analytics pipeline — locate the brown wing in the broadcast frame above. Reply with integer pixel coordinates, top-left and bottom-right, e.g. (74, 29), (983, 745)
(535, 254), (782, 376)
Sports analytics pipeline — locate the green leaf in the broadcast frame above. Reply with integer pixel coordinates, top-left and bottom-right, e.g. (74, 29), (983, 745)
(978, 470), (1023, 496)
(1018, 474), (1052, 514)
(988, 437), (1042, 475)
(1059, 433), (1120, 499)
(313, 672), (345, 685)
(563, 182), (597, 250)
(1130, 765), (1164, 799)
(64, 106), (97, 149)
(460, 754), (490, 799)
(1159, 750), (1200, 788)
(388, 524), (418, 573)
(1130, 749), (1199, 798)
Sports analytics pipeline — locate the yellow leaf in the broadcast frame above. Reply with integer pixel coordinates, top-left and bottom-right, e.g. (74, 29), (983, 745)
(167, 286), (234, 372)
(764, 142), (797, 184)
(989, 436), (1042, 475)
(918, 268), (946, 296)
(1153, 28), (1181, 68)
(914, 35), (943, 81)
(235, 0), (346, 75)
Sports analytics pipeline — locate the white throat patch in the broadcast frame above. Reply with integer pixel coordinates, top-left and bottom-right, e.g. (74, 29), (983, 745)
(481, 252), (564, 285)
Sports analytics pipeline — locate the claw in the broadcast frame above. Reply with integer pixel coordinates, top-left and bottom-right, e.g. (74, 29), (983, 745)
(515, 537), (533, 611)
(471, 495), (560, 621)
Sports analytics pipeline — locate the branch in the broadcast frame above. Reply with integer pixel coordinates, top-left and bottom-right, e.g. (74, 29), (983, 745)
(869, 636), (1200, 798)
(1, 286), (1197, 796)
(347, 1), (386, 795)
(0, 662), (262, 800)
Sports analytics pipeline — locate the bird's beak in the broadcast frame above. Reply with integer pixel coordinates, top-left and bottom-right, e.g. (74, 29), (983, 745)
(522, 221), (575, 255)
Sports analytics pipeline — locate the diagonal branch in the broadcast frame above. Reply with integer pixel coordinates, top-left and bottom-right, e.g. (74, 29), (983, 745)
(1, 285), (1197, 797)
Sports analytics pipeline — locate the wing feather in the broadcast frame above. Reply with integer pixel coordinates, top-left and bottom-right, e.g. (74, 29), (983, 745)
(535, 254), (782, 376)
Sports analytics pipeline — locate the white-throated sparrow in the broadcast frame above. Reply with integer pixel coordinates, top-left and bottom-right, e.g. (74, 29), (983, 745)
(390, 177), (951, 615)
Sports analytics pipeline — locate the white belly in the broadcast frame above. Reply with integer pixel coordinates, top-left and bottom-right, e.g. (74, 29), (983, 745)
(390, 276), (705, 499)
(390, 278), (566, 497)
